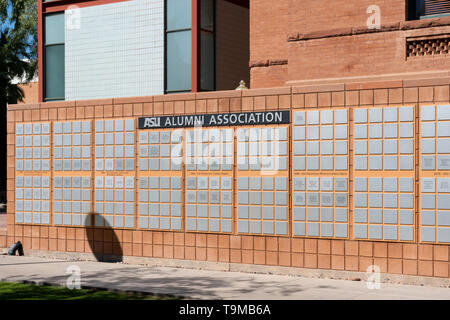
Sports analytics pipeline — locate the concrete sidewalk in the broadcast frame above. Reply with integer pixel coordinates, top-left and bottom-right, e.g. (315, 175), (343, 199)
(1, 255), (450, 299)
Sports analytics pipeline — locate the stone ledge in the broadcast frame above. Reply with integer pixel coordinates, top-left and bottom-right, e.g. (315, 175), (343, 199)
(286, 70), (450, 88)
(241, 86), (291, 97)
(112, 96), (154, 104)
(153, 93), (196, 102)
(7, 73), (450, 113)
(249, 59), (288, 68)
(10, 249), (450, 289)
(7, 103), (40, 111)
(292, 83), (345, 94)
(345, 80), (404, 90)
(288, 16), (450, 42)
(403, 76), (450, 87)
(195, 90), (242, 99)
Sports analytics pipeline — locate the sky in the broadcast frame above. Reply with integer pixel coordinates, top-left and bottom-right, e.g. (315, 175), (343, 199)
(0, 2), (13, 32)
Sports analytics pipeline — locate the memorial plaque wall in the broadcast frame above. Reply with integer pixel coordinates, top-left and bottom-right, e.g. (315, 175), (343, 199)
(138, 129), (183, 230)
(420, 104), (450, 243)
(94, 175), (135, 228)
(94, 119), (136, 228)
(15, 122), (51, 225)
(185, 128), (234, 233)
(292, 109), (349, 238)
(236, 126), (289, 235)
(353, 106), (415, 242)
(10, 107), (438, 244)
(53, 176), (91, 226)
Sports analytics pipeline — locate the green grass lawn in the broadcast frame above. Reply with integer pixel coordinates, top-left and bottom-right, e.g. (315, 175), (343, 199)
(0, 281), (178, 300)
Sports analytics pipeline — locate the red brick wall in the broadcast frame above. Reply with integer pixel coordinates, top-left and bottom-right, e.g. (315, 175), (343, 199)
(288, 25), (450, 83)
(249, 1), (450, 89)
(250, 0), (289, 88)
(250, 64), (288, 89)
(250, 0), (406, 88)
(288, 0), (406, 34)
(250, 0), (288, 62)
(216, 0), (250, 90)
(18, 82), (39, 104)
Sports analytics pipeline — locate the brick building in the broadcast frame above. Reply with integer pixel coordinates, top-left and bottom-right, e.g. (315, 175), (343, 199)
(4, 0), (450, 282)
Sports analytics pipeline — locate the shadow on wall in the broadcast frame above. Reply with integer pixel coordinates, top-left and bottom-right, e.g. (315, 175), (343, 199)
(84, 214), (123, 263)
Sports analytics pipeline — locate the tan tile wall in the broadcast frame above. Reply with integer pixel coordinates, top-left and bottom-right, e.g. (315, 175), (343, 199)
(4, 80), (450, 278)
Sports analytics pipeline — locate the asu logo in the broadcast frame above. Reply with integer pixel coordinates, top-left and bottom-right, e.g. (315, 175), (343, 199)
(143, 117), (161, 128)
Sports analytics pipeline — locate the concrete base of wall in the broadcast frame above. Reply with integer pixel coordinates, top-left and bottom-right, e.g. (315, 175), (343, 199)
(4, 248), (450, 289)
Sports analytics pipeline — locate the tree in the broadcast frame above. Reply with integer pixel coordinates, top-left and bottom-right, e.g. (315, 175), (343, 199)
(0, 0), (37, 202)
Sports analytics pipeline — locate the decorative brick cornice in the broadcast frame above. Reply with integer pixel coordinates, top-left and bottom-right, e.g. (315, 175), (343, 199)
(288, 16), (450, 42)
(249, 59), (288, 68)
(7, 103), (40, 111)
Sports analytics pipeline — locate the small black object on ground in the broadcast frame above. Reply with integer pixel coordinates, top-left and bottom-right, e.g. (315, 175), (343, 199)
(8, 241), (24, 256)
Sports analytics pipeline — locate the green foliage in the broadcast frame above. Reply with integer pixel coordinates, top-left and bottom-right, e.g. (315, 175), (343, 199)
(0, 0), (37, 104)
(0, 281), (177, 300)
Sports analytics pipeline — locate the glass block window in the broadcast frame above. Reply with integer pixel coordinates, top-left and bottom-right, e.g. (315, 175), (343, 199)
(15, 122), (51, 172)
(292, 109), (348, 171)
(54, 121), (91, 171)
(15, 176), (51, 225)
(420, 177), (450, 243)
(94, 176), (135, 228)
(186, 128), (233, 171)
(237, 126), (288, 172)
(53, 176), (91, 226)
(237, 176), (288, 235)
(185, 175), (233, 233)
(138, 176), (182, 230)
(292, 176), (348, 238)
(138, 129), (182, 171)
(353, 177), (415, 241)
(95, 119), (135, 171)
